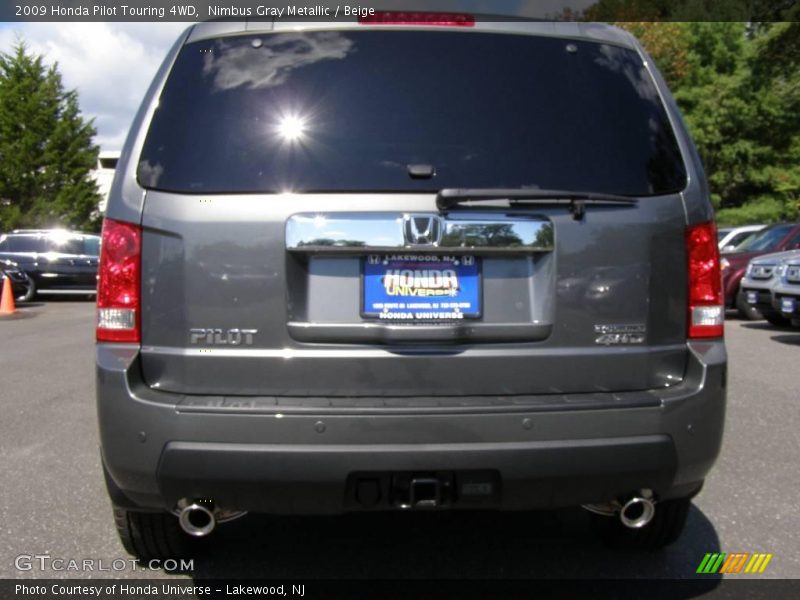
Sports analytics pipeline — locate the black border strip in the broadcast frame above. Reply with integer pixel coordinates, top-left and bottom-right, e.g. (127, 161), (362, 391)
(1, 1), (798, 23)
(3, 578), (800, 600)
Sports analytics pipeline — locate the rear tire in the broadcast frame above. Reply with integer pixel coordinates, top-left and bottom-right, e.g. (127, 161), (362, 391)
(591, 497), (691, 551)
(764, 311), (791, 327)
(736, 289), (762, 320)
(113, 506), (192, 561)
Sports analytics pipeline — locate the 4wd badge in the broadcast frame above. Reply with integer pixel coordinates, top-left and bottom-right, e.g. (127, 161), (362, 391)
(594, 324), (646, 345)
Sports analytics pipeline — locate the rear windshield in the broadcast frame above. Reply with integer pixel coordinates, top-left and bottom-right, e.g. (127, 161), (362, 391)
(139, 30), (687, 196)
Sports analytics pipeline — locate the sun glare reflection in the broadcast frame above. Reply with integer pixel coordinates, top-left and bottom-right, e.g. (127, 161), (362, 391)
(276, 114), (307, 142)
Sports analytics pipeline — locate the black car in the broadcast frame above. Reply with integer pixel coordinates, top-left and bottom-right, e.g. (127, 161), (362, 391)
(0, 230), (100, 299)
(0, 258), (34, 302)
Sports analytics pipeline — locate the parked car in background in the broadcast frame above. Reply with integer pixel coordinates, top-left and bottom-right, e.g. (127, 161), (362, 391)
(771, 253), (800, 324)
(721, 223), (800, 319)
(0, 258), (34, 302)
(717, 224), (765, 253)
(0, 230), (100, 299)
(739, 250), (800, 326)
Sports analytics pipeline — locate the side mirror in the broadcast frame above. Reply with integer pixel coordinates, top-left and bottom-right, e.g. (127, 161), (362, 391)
(723, 245), (736, 253)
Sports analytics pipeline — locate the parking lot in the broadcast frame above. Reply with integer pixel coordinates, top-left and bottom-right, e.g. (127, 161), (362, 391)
(1, 300), (798, 580)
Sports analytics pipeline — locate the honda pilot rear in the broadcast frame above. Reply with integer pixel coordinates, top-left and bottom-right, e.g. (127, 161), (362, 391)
(96, 16), (726, 558)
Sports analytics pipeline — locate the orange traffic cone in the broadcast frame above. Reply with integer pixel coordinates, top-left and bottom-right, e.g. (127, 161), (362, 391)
(0, 276), (16, 315)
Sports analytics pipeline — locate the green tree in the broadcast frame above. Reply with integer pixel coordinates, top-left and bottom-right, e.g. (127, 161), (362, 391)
(617, 22), (691, 88)
(614, 21), (800, 225)
(0, 41), (100, 231)
(555, 2), (800, 226)
(685, 23), (800, 223)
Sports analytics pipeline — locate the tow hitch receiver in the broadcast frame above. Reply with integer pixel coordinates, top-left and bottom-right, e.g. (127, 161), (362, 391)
(408, 477), (442, 508)
(393, 472), (453, 509)
(348, 471), (500, 510)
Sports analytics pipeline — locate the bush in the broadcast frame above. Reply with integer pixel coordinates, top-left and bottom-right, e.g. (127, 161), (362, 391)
(715, 197), (785, 226)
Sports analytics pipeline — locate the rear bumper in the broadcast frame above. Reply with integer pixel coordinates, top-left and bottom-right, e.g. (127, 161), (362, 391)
(97, 341), (726, 514)
(153, 436), (695, 513)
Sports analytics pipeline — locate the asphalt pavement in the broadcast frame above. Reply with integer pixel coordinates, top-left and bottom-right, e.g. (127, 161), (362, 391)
(1, 301), (798, 582)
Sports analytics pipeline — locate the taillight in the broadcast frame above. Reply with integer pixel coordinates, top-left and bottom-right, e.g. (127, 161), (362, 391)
(687, 221), (724, 339)
(359, 11), (475, 26)
(96, 218), (141, 343)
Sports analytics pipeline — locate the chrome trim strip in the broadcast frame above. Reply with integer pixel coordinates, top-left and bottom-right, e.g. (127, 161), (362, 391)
(285, 212), (553, 254)
(287, 322), (552, 344)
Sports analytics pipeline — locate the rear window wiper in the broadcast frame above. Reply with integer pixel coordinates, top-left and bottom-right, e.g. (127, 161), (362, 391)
(436, 188), (639, 220)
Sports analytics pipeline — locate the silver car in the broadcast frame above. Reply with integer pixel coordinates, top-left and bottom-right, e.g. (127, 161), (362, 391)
(740, 249), (800, 326)
(771, 253), (800, 322)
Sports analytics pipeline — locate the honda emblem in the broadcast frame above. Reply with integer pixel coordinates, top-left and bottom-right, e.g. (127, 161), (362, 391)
(403, 214), (442, 246)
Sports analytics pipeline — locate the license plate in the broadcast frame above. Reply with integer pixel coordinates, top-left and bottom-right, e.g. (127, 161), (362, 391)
(362, 255), (481, 320)
(781, 296), (796, 314)
(746, 291), (758, 304)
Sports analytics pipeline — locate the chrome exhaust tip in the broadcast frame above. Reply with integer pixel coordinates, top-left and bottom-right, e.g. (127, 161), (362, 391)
(582, 490), (657, 529)
(619, 496), (656, 529)
(178, 502), (216, 537)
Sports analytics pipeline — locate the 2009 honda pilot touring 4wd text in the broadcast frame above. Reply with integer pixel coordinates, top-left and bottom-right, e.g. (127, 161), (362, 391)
(96, 15), (726, 558)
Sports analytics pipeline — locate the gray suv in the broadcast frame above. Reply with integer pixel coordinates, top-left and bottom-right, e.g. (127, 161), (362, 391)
(772, 253), (800, 321)
(740, 249), (800, 326)
(96, 16), (726, 559)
